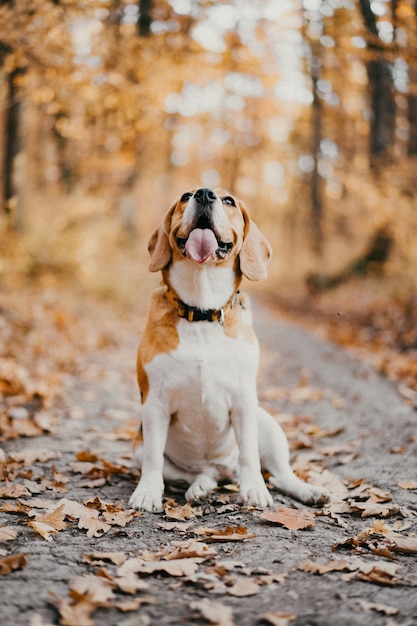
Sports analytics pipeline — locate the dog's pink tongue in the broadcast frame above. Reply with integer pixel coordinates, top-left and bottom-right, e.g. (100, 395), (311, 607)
(185, 228), (218, 263)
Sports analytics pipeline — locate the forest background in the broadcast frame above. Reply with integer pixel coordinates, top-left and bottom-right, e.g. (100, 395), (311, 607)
(1, 0), (417, 383)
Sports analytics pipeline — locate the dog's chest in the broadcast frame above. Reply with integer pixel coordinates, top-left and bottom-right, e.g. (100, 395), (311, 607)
(146, 318), (259, 416)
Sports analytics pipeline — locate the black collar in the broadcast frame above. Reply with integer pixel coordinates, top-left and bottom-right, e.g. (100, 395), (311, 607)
(166, 288), (239, 326)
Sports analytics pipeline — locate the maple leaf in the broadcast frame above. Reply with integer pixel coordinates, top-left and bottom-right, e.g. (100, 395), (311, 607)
(260, 506), (316, 530)
(0, 553), (28, 576)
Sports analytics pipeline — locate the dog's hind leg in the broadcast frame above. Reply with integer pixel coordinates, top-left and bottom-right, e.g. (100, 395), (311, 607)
(257, 407), (329, 506)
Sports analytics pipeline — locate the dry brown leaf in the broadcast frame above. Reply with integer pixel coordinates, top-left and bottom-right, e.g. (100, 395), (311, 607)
(69, 574), (115, 604)
(193, 525), (256, 542)
(52, 597), (95, 626)
(227, 577), (260, 597)
(9, 449), (61, 465)
(164, 539), (217, 560)
(359, 600), (399, 615)
(191, 598), (235, 626)
(0, 482), (31, 498)
(163, 502), (197, 520)
(82, 552), (127, 567)
(397, 480), (417, 490)
(0, 553), (28, 576)
(259, 613), (295, 626)
(28, 503), (67, 541)
(118, 556), (203, 577)
(299, 559), (352, 575)
(349, 499), (400, 518)
(341, 559), (402, 586)
(102, 510), (136, 527)
(0, 526), (18, 542)
(260, 506), (315, 530)
(113, 572), (149, 594)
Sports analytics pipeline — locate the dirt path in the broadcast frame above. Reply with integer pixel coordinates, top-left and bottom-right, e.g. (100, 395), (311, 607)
(1, 298), (416, 626)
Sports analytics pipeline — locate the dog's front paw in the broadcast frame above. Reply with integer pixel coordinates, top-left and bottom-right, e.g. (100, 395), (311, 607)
(185, 475), (217, 503)
(129, 483), (164, 512)
(240, 478), (273, 508)
(299, 484), (330, 506)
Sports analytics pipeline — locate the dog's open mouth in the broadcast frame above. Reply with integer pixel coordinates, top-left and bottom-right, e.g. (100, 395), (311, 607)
(177, 227), (233, 263)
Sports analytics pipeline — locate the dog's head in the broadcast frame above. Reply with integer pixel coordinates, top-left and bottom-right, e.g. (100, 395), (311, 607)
(148, 187), (271, 281)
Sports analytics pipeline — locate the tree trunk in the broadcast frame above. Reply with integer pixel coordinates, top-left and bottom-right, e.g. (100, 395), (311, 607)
(138, 0), (153, 36)
(3, 68), (22, 224)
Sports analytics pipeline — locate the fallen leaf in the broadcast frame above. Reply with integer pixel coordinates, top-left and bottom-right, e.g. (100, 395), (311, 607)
(299, 559), (352, 575)
(163, 502), (197, 520)
(359, 600), (399, 615)
(260, 506), (315, 530)
(9, 449), (61, 465)
(397, 480), (417, 490)
(190, 598), (235, 626)
(193, 525), (256, 542)
(28, 504), (67, 541)
(113, 572), (149, 594)
(69, 574), (115, 604)
(0, 482), (31, 498)
(164, 539), (217, 560)
(118, 556), (203, 577)
(82, 552), (127, 567)
(52, 596), (95, 626)
(0, 553), (28, 576)
(227, 577), (260, 597)
(0, 526), (18, 542)
(259, 613), (295, 626)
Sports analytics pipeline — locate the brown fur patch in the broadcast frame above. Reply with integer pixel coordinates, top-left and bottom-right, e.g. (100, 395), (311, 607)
(137, 287), (180, 403)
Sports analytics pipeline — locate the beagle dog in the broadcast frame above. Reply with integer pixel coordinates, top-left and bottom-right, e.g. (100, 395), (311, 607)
(129, 188), (329, 512)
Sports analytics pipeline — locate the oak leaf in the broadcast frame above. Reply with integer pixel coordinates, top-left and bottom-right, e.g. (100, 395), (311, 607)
(28, 503), (67, 541)
(260, 506), (315, 530)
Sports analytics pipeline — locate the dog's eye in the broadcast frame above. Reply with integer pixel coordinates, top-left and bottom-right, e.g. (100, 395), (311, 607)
(180, 192), (193, 203)
(222, 196), (236, 207)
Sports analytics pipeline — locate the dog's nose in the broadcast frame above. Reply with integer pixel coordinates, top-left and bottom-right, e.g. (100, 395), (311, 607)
(194, 188), (216, 205)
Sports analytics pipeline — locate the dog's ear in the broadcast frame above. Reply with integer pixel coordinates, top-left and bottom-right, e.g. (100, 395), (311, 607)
(239, 211), (272, 281)
(148, 204), (176, 272)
